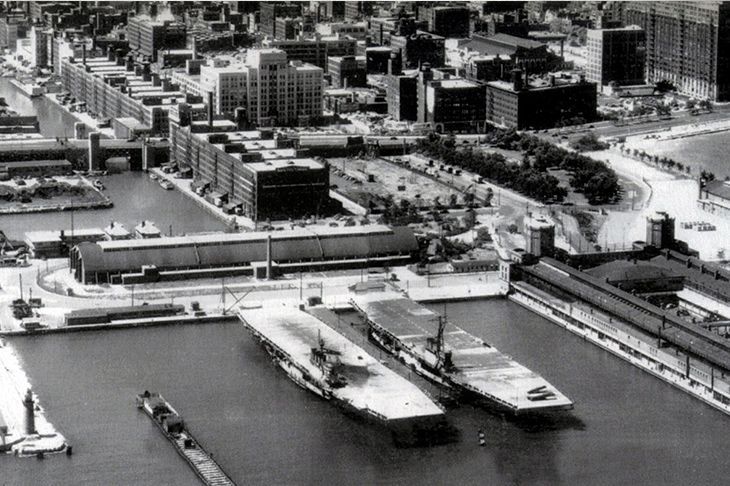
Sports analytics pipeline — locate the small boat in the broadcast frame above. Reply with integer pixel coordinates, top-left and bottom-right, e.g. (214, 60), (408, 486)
(149, 172), (158, 181)
(93, 179), (104, 190)
(159, 180), (173, 190)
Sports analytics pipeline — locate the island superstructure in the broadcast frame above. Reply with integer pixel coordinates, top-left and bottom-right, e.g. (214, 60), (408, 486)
(350, 293), (573, 414)
(238, 305), (446, 437)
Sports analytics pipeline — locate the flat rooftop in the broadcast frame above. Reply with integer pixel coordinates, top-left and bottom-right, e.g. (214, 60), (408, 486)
(239, 305), (444, 421)
(351, 293), (573, 412)
(96, 224), (398, 251)
(246, 157), (324, 172)
(437, 79), (480, 89)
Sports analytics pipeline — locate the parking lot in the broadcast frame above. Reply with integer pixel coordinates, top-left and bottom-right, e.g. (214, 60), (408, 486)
(329, 156), (461, 210)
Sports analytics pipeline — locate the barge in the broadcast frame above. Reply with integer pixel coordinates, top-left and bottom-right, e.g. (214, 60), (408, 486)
(136, 391), (236, 486)
(350, 293), (573, 414)
(238, 306), (448, 442)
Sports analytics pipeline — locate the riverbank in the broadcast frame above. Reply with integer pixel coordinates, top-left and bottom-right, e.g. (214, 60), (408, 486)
(150, 168), (255, 230)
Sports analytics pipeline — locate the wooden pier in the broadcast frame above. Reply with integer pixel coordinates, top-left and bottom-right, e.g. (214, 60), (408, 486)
(136, 392), (236, 486)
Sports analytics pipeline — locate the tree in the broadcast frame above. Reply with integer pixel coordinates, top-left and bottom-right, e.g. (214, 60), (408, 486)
(701, 170), (716, 182)
(654, 80), (676, 93)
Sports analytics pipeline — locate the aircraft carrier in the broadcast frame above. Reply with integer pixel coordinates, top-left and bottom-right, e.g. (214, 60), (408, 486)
(350, 293), (573, 414)
(238, 305), (447, 441)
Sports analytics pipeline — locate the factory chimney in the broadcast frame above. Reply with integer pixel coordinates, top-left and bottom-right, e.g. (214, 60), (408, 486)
(88, 132), (101, 171)
(266, 234), (273, 279)
(207, 91), (214, 127)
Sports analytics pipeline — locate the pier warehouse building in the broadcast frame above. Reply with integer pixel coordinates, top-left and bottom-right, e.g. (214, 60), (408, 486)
(60, 47), (202, 136)
(69, 225), (419, 284)
(168, 116), (330, 220)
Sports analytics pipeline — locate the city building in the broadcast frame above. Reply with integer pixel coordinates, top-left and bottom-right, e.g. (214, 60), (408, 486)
(420, 77), (487, 132)
(169, 117), (330, 220)
(312, 1), (346, 21)
(127, 16), (187, 62)
(465, 55), (514, 82)
(365, 46), (400, 74)
(259, 1), (303, 38)
(0, 10), (29, 50)
(585, 26), (645, 88)
(416, 5), (471, 38)
(524, 214), (555, 257)
(622, 1), (730, 101)
(386, 72), (418, 121)
(485, 71), (597, 129)
(328, 55), (366, 88)
(344, 1), (374, 21)
(460, 33), (553, 74)
(264, 34), (357, 70)
(60, 49), (199, 136)
(199, 48), (323, 126)
(390, 31), (445, 69)
(316, 21), (368, 40)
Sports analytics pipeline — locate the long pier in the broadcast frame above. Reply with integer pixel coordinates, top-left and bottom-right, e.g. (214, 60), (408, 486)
(136, 392), (236, 486)
(511, 258), (730, 416)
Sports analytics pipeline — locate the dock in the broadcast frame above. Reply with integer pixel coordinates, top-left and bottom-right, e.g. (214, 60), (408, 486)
(136, 392), (236, 486)
(350, 293), (573, 414)
(238, 305), (445, 423)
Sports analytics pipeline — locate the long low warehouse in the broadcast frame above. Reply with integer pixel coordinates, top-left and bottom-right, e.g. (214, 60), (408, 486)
(69, 225), (419, 284)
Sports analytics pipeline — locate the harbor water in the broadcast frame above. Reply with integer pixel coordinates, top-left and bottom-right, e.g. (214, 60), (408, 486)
(0, 171), (228, 240)
(4, 299), (730, 485)
(0, 78), (76, 138)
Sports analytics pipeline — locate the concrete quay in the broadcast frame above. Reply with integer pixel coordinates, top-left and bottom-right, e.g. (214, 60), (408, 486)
(0, 258), (505, 335)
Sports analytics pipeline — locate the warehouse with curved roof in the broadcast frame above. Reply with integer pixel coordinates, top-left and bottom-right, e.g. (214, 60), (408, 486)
(69, 225), (419, 284)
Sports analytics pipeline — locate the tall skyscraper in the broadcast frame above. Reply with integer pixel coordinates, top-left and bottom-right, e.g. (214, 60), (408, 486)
(622, 1), (730, 101)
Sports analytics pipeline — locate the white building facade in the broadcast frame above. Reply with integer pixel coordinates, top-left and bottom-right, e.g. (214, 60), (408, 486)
(200, 48), (323, 127)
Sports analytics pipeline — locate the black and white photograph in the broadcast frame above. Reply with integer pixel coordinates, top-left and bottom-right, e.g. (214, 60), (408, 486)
(1, 1), (729, 484)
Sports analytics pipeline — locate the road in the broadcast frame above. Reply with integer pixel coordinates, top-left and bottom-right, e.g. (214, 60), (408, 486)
(538, 107), (730, 144)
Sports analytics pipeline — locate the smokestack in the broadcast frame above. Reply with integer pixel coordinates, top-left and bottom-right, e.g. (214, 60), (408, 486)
(134, 64), (142, 76)
(178, 102), (191, 127)
(162, 78), (172, 92)
(549, 74), (556, 87)
(107, 48), (115, 61)
(125, 55), (134, 71)
(511, 69), (523, 91)
(266, 234), (273, 280)
(115, 48), (124, 66)
(142, 62), (151, 82)
(82, 44), (86, 64)
(207, 91), (214, 127)
(152, 73), (161, 87)
(88, 132), (101, 171)
(235, 107), (246, 129)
